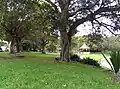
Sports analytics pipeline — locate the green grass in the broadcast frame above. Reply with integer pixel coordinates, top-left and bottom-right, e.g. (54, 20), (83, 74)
(0, 52), (119, 89)
(79, 52), (109, 60)
(24, 52), (58, 59)
(0, 52), (57, 60)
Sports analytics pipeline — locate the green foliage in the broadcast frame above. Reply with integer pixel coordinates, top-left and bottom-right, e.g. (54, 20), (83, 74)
(72, 34), (104, 52)
(22, 40), (33, 51)
(101, 37), (120, 73)
(0, 0), (58, 53)
(71, 36), (88, 52)
(24, 1), (57, 53)
(70, 54), (100, 67)
(82, 57), (100, 67)
(102, 36), (120, 51)
(70, 54), (81, 62)
(87, 33), (103, 51)
(46, 44), (57, 53)
(0, 0), (37, 47)
(0, 41), (7, 46)
(110, 51), (120, 73)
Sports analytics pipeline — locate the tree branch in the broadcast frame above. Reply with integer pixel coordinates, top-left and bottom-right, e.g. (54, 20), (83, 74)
(69, 0), (101, 17)
(71, 6), (120, 30)
(45, 0), (58, 12)
(94, 19), (119, 36)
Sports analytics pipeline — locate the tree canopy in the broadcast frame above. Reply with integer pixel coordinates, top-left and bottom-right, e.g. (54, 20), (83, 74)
(0, 0), (57, 53)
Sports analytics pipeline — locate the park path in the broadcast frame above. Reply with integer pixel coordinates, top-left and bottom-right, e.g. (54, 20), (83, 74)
(99, 57), (113, 69)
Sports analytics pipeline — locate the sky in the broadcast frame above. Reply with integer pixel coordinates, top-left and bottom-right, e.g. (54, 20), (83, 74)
(75, 21), (112, 36)
(75, 18), (120, 36)
(76, 22), (92, 36)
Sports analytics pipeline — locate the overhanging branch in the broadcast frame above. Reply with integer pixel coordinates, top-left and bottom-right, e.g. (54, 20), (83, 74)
(71, 6), (120, 30)
(95, 19), (119, 36)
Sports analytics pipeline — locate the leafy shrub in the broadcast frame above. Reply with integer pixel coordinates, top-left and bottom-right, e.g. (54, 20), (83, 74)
(70, 54), (100, 67)
(70, 54), (82, 62)
(81, 57), (100, 67)
(110, 51), (120, 73)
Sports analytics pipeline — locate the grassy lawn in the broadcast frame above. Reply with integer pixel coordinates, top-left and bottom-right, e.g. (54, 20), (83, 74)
(79, 52), (109, 60)
(0, 52), (119, 89)
(24, 52), (58, 60)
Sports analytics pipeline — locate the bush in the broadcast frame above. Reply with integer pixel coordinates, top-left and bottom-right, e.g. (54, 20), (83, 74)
(70, 54), (100, 67)
(81, 57), (100, 67)
(110, 51), (120, 73)
(70, 54), (82, 62)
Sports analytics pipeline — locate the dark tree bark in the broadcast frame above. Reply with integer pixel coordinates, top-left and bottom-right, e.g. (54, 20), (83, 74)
(60, 32), (70, 61)
(41, 45), (45, 54)
(15, 37), (23, 53)
(60, 28), (73, 61)
(10, 36), (23, 54)
(39, 39), (48, 54)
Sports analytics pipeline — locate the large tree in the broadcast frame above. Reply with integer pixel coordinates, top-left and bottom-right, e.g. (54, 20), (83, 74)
(44, 0), (120, 61)
(24, 1), (57, 54)
(0, 0), (36, 53)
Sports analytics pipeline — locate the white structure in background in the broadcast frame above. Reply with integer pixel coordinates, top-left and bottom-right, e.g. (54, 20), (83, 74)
(0, 40), (10, 52)
(80, 43), (90, 54)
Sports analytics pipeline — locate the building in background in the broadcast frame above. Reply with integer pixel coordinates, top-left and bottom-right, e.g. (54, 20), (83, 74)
(80, 43), (90, 54)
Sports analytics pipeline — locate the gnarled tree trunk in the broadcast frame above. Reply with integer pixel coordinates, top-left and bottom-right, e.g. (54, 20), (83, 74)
(10, 37), (23, 54)
(15, 37), (23, 53)
(60, 31), (72, 62)
(41, 45), (45, 54)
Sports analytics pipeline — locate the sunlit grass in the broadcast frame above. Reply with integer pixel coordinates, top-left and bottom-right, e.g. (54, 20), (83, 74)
(24, 52), (57, 59)
(0, 52), (109, 61)
(79, 52), (109, 60)
(0, 52), (119, 89)
(0, 59), (119, 89)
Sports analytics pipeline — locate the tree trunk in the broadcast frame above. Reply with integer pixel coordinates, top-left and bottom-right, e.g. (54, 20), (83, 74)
(10, 37), (23, 54)
(60, 32), (71, 62)
(41, 45), (45, 54)
(10, 38), (16, 54)
(15, 38), (23, 53)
